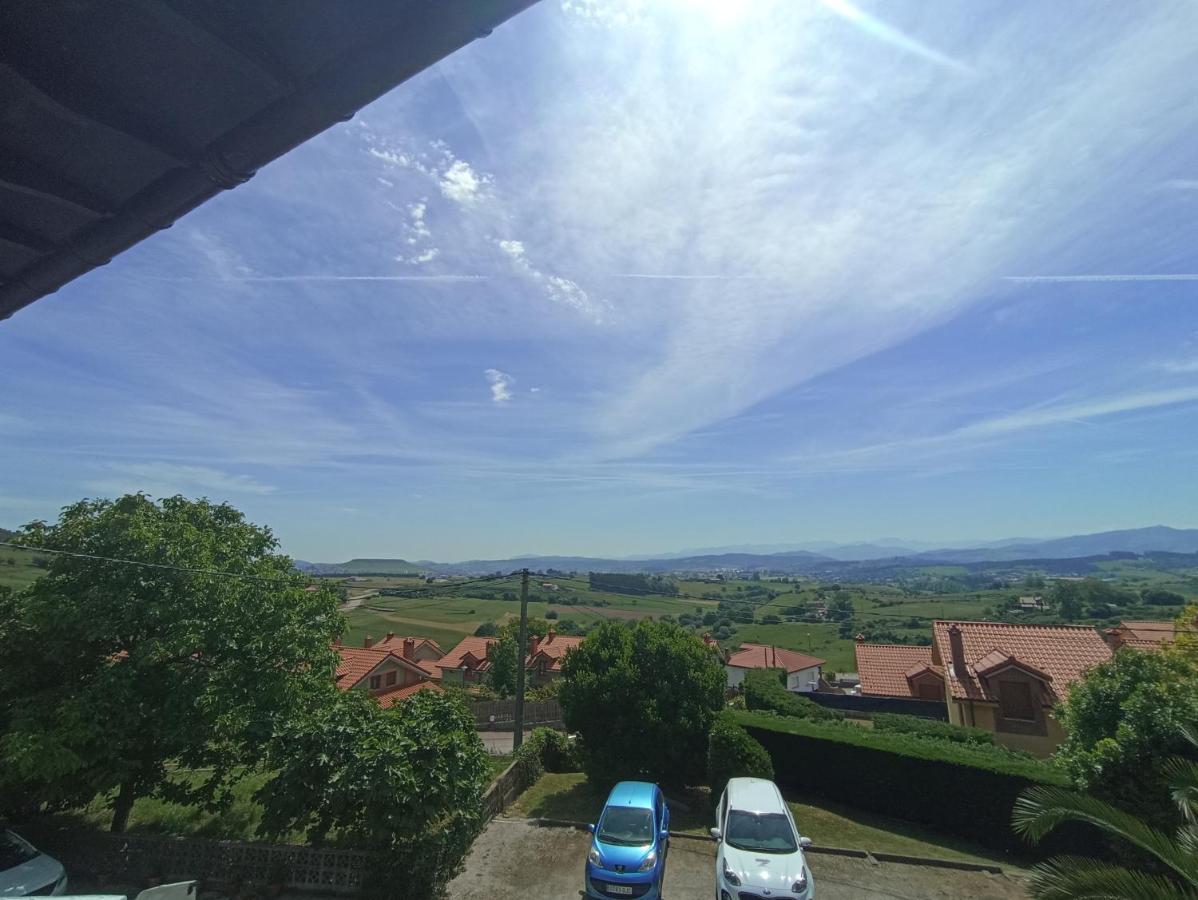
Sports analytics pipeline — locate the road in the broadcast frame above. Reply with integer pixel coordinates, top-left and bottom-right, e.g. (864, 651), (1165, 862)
(447, 818), (1029, 900)
(478, 731), (535, 754)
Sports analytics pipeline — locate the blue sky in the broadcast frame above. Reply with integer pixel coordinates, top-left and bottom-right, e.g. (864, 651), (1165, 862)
(4, 0), (1198, 561)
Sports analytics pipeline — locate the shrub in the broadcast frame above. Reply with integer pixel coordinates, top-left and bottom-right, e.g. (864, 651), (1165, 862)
(525, 727), (577, 773)
(735, 711), (1070, 854)
(743, 669), (843, 722)
(708, 712), (773, 796)
(873, 712), (994, 746)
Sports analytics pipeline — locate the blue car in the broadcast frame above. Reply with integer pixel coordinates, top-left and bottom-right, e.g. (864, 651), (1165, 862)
(585, 781), (670, 900)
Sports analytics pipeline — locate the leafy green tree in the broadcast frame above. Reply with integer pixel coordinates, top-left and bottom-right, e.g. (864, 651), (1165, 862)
(708, 711), (773, 797)
(473, 621), (498, 637)
(1053, 647), (1198, 830)
(0, 494), (341, 831)
(257, 688), (489, 896)
(1052, 581), (1084, 620)
(487, 617), (550, 697)
(560, 620), (724, 788)
(1013, 726), (1198, 900)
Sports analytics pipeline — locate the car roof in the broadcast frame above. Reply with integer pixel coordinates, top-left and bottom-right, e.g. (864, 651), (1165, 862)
(605, 781), (658, 809)
(726, 777), (786, 813)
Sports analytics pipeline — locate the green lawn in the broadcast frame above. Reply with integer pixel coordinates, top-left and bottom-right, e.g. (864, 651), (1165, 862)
(508, 772), (1022, 869)
(0, 546), (46, 590)
(730, 622), (856, 672)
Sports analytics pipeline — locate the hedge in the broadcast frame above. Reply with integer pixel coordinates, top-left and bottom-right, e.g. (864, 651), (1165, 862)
(708, 711), (773, 799)
(743, 669), (843, 722)
(734, 711), (1078, 855)
(873, 712), (995, 746)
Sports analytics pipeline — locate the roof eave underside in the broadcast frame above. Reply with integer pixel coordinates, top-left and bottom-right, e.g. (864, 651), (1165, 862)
(0, 0), (539, 320)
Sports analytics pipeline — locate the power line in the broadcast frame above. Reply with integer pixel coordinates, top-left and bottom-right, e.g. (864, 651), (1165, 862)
(0, 540), (298, 584)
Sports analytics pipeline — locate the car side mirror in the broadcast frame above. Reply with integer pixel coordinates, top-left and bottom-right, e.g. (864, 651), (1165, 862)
(587, 823), (595, 834)
(709, 827), (722, 840)
(800, 837), (812, 849)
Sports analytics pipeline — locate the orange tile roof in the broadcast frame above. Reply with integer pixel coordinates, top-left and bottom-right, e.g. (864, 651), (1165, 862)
(727, 642), (825, 674)
(371, 634), (445, 658)
(334, 645), (439, 688)
(374, 680), (443, 708)
(528, 632), (584, 671)
(1109, 620), (1178, 651)
(438, 636), (496, 673)
(932, 621), (1112, 704)
(855, 644), (938, 698)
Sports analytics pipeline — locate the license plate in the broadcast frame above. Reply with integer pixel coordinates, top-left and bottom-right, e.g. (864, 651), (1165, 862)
(605, 885), (634, 895)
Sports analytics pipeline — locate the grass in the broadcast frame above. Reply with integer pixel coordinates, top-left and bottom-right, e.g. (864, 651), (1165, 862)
(507, 771), (1022, 869)
(0, 546), (46, 590)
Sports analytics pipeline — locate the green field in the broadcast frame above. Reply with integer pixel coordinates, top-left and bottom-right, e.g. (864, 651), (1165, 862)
(0, 545), (47, 591)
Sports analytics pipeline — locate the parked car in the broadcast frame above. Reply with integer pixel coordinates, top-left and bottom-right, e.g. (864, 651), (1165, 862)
(711, 778), (814, 900)
(0, 829), (67, 896)
(584, 781), (670, 899)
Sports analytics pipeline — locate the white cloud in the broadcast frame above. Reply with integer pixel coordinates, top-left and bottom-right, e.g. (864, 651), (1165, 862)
(529, 387), (542, 393)
(1160, 358), (1198, 374)
(1005, 274), (1198, 283)
(498, 240), (525, 259)
(88, 463), (277, 497)
(1163, 179), (1198, 190)
(494, 238), (603, 319)
(440, 160), (487, 204)
(484, 369), (514, 404)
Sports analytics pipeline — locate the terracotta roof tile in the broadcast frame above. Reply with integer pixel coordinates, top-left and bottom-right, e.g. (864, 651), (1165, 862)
(855, 644), (936, 698)
(375, 680), (443, 709)
(932, 620), (1111, 704)
(334, 644), (440, 688)
(528, 632), (584, 671)
(438, 636), (496, 673)
(1109, 620), (1178, 651)
(727, 643), (825, 674)
(371, 634), (445, 658)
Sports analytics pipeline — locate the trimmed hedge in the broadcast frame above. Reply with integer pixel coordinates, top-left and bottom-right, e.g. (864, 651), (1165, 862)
(734, 711), (1074, 855)
(743, 669), (843, 722)
(873, 712), (995, 746)
(708, 711), (773, 797)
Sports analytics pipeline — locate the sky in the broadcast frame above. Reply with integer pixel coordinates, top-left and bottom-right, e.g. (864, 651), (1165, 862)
(3, 0), (1198, 562)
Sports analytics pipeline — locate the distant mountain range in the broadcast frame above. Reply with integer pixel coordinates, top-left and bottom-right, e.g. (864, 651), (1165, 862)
(294, 525), (1198, 576)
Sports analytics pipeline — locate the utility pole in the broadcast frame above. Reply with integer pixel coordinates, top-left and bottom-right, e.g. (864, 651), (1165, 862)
(513, 567), (530, 752)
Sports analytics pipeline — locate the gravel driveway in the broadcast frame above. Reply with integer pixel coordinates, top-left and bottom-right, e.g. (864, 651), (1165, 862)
(447, 818), (1029, 900)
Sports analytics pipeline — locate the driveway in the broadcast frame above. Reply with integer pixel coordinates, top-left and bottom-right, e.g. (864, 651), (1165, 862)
(447, 818), (1029, 900)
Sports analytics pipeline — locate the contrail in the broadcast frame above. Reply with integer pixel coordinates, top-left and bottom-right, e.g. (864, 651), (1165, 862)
(1004, 274), (1198, 283)
(145, 274), (488, 283)
(608, 274), (768, 280)
(815, 0), (973, 74)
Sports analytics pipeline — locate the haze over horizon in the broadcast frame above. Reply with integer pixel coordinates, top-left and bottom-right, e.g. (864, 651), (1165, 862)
(4, 0), (1198, 562)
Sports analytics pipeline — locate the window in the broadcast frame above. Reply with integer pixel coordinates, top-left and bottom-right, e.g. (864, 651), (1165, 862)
(369, 674), (381, 690)
(719, 791), (728, 831)
(916, 680), (944, 701)
(998, 681), (1036, 721)
(385, 670), (397, 687)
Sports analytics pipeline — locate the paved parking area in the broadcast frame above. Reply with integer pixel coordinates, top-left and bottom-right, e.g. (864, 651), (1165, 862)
(447, 818), (1029, 900)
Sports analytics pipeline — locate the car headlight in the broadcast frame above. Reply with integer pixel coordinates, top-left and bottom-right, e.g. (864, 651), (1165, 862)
(792, 871), (808, 894)
(588, 847), (601, 866)
(638, 849), (657, 872)
(722, 859), (741, 886)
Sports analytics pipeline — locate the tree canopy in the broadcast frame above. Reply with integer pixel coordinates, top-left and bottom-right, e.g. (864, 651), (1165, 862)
(0, 494), (342, 830)
(559, 619), (725, 788)
(487, 617), (550, 697)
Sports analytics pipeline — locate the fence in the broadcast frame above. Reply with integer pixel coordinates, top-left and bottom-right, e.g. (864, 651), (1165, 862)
(804, 691), (948, 720)
(470, 698), (563, 730)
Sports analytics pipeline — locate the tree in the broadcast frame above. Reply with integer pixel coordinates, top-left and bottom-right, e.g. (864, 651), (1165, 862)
(473, 621), (498, 637)
(1052, 581), (1084, 621)
(1053, 645), (1198, 830)
(1142, 589), (1187, 607)
(487, 617), (550, 697)
(559, 620), (725, 789)
(257, 688), (489, 895)
(1013, 726), (1198, 900)
(708, 711), (773, 797)
(0, 494), (342, 831)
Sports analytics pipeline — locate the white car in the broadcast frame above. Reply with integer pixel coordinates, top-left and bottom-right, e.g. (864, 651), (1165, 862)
(0, 829), (67, 896)
(711, 778), (814, 900)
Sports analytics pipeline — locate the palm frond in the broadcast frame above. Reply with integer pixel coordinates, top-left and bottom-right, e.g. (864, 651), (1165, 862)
(1028, 856), (1196, 900)
(1165, 756), (1198, 825)
(1013, 786), (1198, 886)
(1177, 824), (1198, 858)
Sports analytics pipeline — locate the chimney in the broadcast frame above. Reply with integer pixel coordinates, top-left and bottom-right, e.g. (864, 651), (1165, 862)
(363, 635), (374, 649)
(854, 634), (866, 643)
(947, 625), (966, 679)
(385, 631), (395, 643)
(402, 637), (415, 660)
(547, 627), (556, 643)
(529, 635), (542, 657)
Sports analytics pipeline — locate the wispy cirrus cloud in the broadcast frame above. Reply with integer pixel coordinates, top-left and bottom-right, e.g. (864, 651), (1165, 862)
(86, 463), (277, 498)
(484, 369), (514, 404)
(1005, 274), (1198, 283)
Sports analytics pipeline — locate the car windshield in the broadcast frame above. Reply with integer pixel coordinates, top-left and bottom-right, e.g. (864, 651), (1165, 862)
(725, 810), (798, 854)
(598, 806), (655, 846)
(0, 830), (39, 869)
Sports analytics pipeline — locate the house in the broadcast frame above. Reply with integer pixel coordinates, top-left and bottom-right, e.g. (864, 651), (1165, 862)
(725, 643), (825, 693)
(334, 634), (443, 709)
(854, 640), (944, 701)
(930, 621), (1113, 756)
(439, 628), (584, 686)
(1105, 619), (1178, 651)
(525, 629), (584, 685)
(1018, 595), (1045, 611)
(437, 636), (496, 684)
